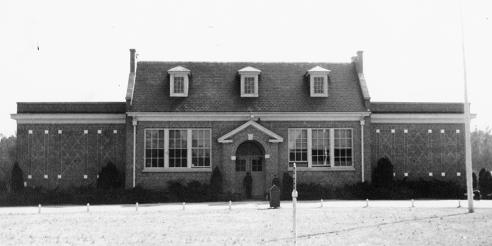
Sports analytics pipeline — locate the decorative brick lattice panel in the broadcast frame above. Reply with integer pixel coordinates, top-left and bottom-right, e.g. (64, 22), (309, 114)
(371, 124), (465, 181)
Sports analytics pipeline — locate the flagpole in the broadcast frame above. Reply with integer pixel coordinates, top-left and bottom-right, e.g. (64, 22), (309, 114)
(458, 0), (474, 213)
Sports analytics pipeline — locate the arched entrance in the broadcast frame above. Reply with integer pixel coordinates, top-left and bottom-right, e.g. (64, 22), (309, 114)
(235, 141), (265, 199)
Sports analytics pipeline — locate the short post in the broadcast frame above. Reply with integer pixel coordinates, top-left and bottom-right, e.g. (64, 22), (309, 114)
(136, 202), (139, 212)
(38, 204), (41, 214)
(320, 199), (323, 208)
(87, 203), (90, 213)
(411, 199), (415, 208)
(182, 202), (186, 210)
(292, 163), (298, 245)
(229, 200), (232, 210)
(364, 199), (369, 208)
(458, 200), (461, 208)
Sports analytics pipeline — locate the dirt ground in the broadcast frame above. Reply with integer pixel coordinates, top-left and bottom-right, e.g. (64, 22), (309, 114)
(1, 200), (491, 245)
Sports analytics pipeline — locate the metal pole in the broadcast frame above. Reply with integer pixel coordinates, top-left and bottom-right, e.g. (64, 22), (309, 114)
(292, 163), (298, 245)
(458, 0), (474, 213)
(132, 119), (137, 188)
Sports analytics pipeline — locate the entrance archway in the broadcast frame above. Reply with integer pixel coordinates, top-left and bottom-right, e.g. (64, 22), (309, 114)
(235, 141), (265, 199)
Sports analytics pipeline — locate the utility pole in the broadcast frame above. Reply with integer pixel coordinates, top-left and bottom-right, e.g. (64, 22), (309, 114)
(458, 0), (474, 213)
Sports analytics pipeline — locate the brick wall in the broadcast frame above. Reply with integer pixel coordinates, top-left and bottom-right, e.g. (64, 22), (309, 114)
(17, 124), (126, 189)
(126, 119), (370, 190)
(370, 123), (465, 185)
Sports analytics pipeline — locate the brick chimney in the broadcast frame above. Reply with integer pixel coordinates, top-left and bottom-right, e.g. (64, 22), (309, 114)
(130, 49), (136, 73)
(352, 50), (363, 73)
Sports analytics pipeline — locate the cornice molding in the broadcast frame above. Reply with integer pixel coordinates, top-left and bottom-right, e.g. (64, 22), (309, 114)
(127, 111), (371, 122)
(11, 114), (126, 124)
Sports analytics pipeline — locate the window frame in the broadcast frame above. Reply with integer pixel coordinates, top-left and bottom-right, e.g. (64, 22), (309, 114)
(169, 73), (190, 97)
(173, 76), (185, 94)
(288, 128), (354, 171)
(239, 73), (259, 97)
(143, 128), (212, 172)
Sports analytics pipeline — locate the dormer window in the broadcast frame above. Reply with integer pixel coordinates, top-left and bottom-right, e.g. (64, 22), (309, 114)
(238, 66), (261, 97)
(168, 66), (190, 97)
(307, 66), (330, 97)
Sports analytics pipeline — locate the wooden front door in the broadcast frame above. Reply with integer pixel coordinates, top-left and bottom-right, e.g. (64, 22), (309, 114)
(235, 141), (266, 199)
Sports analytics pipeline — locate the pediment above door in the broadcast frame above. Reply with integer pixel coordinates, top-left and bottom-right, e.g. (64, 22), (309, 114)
(217, 120), (283, 143)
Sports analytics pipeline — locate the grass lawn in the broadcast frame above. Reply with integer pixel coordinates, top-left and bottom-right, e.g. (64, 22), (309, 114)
(1, 201), (491, 245)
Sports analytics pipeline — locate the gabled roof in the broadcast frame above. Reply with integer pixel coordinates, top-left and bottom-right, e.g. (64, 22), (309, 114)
(130, 61), (367, 112)
(218, 120), (283, 143)
(238, 66), (261, 73)
(307, 65), (331, 73)
(168, 66), (190, 73)
(371, 102), (464, 114)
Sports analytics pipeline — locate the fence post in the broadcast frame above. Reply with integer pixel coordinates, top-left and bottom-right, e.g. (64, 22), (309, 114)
(87, 203), (90, 213)
(136, 202), (139, 212)
(38, 204), (41, 214)
(292, 163), (298, 245)
(229, 200), (232, 210)
(182, 202), (186, 210)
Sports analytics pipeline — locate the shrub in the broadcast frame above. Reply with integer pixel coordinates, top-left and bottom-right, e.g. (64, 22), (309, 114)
(97, 162), (122, 189)
(473, 172), (478, 189)
(185, 181), (210, 202)
(209, 167), (223, 201)
(479, 168), (492, 196)
(167, 180), (186, 201)
(281, 172), (293, 200)
(10, 162), (24, 193)
(373, 157), (394, 188)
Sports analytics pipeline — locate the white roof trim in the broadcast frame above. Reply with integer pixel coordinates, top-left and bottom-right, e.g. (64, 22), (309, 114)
(11, 114), (126, 124)
(168, 66), (191, 73)
(238, 66), (261, 73)
(308, 65), (331, 73)
(217, 120), (283, 143)
(371, 113), (475, 124)
(127, 111), (371, 122)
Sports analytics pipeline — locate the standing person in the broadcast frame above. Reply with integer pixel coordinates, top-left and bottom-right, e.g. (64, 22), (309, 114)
(244, 172), (253, 199)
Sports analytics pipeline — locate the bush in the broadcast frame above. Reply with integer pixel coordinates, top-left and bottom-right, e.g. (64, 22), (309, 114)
(373, 157), (394, 188)
(167, 180), (186, 201)
(473, 172), (478, 189)
(281, 172), (293, 200)
(479, 168), (492, 196)
(10, 162), (24, 193)
(97, 162), (122, 189)
(185, 181), (210, 202)
(209, 167), (223, 201)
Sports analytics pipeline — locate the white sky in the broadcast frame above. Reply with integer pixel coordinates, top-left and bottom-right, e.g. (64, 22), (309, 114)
(1, 0), (491, 136)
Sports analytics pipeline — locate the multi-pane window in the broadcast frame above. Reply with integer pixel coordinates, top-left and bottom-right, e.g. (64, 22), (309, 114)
(288, 128), (353, 168)
(144, 129), (211, 169)
(334, 129), (352, 166)
(312, 129), (330, 166)
(244, 77), (255, 94)
(145, 130), (165, 168)
(173, 76), (185, 94)
(288, 129), (308, 167)
(191, 129), (211, 167)
(252, 159), (263, 172)
(236, 159), (246, 172)
(169, 130), (187, 167)
(313, 77), (324, 94)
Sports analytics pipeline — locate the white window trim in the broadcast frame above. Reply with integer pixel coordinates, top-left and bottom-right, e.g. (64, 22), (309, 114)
(288, 128), (354, 171)
(309, 74), (328, 97)
(310, 76), (328, 97)
(143, 128), (212, 172)
(169, 74), (189, 97)
(239, 70), (260, 97)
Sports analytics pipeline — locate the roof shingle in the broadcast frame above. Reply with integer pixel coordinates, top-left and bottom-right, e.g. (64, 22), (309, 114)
(130, 61), (367, 112)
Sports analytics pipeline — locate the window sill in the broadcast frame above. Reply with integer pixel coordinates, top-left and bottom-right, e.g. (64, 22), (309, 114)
(143, 167), (212, 173)
(288, 167), (355, 172)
